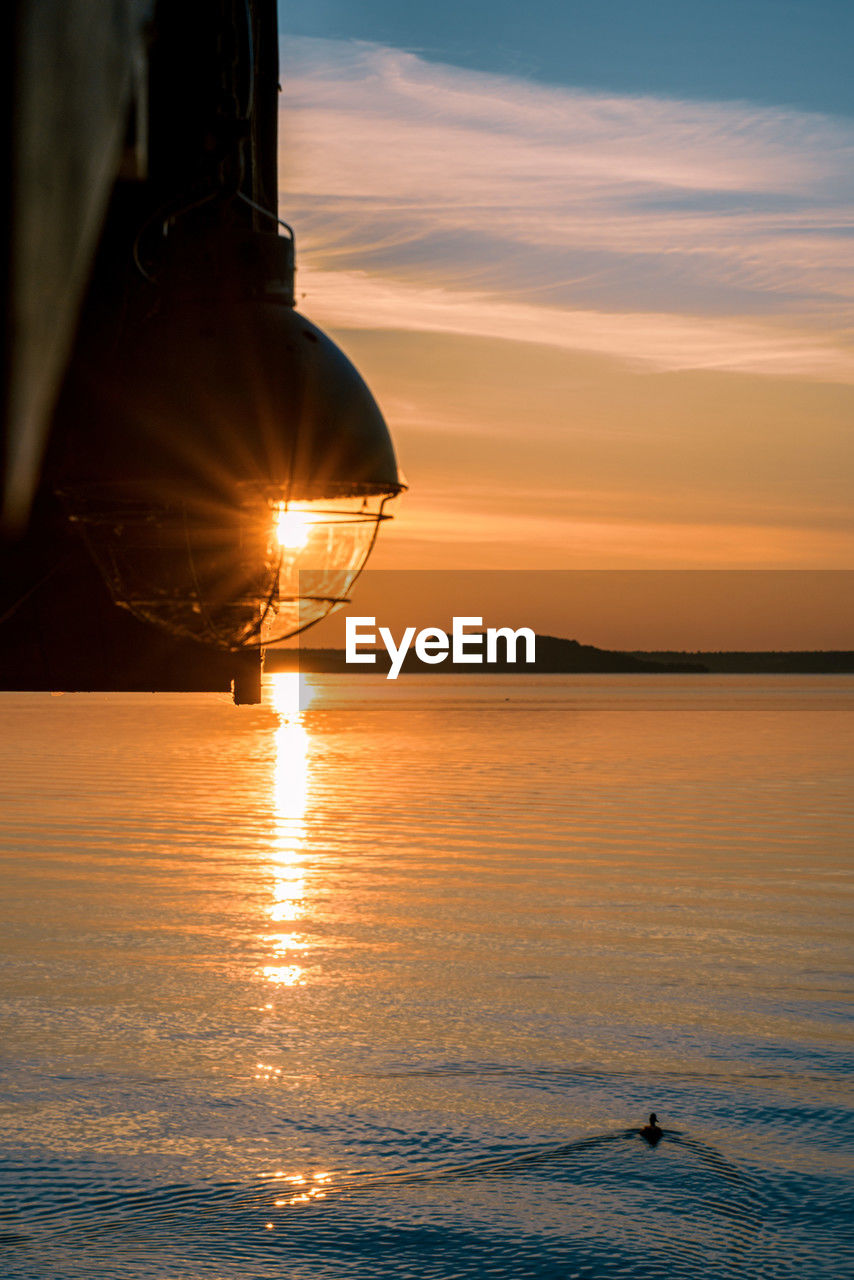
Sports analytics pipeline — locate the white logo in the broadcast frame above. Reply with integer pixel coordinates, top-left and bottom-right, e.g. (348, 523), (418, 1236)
(345, 617), (536, 680)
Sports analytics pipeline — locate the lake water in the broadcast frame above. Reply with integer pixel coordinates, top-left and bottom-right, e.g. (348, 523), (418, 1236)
(0, 675), (851, 1278)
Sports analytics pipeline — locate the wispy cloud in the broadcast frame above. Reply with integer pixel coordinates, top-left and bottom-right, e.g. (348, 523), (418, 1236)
(279, 37), (854, 379)
(382, 499), (854, 570)
(296, 267), (854, 381)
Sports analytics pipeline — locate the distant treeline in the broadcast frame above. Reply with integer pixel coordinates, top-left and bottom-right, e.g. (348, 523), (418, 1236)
(265, 635), (854, 675)
(631, 650), (854, 674)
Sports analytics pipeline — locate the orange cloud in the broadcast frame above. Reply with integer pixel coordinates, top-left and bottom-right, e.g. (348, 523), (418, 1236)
(297, 267), (854, 381)
(277, 38), (854, 577)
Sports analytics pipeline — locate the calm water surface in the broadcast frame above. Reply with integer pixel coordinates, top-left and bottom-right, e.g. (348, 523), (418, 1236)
(0, 675), (851, 1278)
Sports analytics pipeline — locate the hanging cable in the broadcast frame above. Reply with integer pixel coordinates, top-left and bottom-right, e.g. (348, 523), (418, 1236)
(132, 0), (258, 283)
(235, 192), (294, 240)
(240, 0), (255, 122)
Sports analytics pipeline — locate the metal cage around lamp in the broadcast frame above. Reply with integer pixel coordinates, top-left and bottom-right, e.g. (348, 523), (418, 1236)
(57, 229), (405, 651)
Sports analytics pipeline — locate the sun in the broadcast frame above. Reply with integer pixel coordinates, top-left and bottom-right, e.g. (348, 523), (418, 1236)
(275, 504), (314, 549)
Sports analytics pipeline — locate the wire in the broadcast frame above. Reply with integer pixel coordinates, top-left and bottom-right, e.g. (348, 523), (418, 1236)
(0, 558), (68, 628)
(241, 0), (255, 122)
(235, 192), (294, 240)
(132, 191), (292, 287)
(132, 187), (221, 283)
(131, 0), (258, 283)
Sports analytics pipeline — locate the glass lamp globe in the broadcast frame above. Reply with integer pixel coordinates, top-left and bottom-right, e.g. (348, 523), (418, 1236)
(56, 232), (404, 650)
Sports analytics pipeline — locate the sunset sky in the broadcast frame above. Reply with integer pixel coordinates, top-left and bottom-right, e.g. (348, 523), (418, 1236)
(275, 1), (853, 645)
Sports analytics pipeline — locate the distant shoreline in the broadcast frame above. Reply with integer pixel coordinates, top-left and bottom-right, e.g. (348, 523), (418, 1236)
(265, 635), (854, 676)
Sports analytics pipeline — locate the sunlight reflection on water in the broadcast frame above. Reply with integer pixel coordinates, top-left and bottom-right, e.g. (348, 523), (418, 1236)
(262, 674), (317, 986)
(0, 676), (851, 1279)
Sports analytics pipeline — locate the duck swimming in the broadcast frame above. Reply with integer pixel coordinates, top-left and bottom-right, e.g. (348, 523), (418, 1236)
(640, 1113), (663, 1146)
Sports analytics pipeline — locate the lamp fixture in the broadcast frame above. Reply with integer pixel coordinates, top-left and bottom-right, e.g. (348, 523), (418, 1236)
(57, 223), (404, 650)
(53, 0), (404, 658)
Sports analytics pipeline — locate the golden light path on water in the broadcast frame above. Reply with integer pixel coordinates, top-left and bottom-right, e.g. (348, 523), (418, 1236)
(258, 673), (334, 1204)
(261, 672), (316, 990)
(0, 678), (850, 1269)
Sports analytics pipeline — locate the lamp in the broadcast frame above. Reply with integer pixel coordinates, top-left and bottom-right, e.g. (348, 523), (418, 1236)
(51, 0), (404, 662)
(57, 220), (404, 650)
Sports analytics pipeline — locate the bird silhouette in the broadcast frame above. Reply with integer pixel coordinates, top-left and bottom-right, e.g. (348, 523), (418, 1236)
(640, 1112), (663, 1146)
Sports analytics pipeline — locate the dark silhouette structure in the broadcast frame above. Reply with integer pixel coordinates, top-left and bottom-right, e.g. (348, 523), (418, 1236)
(1, 2), (402, 703)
